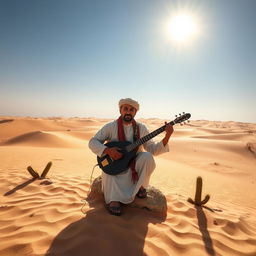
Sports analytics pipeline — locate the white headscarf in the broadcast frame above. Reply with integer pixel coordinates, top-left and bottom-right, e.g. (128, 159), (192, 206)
(118, 98), (140, 111)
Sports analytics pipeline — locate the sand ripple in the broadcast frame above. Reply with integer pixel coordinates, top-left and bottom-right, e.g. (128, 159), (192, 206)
(0, 171), (256, 256)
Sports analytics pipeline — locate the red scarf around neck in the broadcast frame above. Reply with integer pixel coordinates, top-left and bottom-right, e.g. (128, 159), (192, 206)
(117, 116), (140, 184)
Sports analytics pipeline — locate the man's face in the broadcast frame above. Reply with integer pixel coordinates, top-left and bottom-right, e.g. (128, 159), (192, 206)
(120, 104), (137, 123)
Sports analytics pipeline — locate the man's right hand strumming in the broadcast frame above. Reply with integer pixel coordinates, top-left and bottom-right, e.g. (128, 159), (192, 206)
(103, 147), (123, 160)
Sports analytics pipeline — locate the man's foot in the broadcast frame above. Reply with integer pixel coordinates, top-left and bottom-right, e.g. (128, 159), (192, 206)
(108, 201), (122, 216)
(136, 187), (147, 199)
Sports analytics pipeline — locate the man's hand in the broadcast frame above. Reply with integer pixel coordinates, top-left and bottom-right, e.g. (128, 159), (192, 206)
(162, 122), (174, 146)
(165, 122), (174, 137)
(103, 147), (123, 160)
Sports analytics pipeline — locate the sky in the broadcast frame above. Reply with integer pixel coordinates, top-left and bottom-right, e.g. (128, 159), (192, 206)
(0, 0), (256, 123)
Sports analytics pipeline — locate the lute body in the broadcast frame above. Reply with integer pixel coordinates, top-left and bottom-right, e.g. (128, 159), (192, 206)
(97, 141), (136, 175)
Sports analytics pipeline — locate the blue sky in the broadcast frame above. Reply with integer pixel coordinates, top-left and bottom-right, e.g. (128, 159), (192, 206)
(1, 0), (255, 122)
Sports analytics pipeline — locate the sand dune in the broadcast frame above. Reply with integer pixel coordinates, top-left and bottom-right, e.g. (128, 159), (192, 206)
(192, 132), (255, 141)
(2, 131), (86, 148)
(0, 117), (105, 141)
(0, 116), (256, 256)
(163, 137), (256, 164)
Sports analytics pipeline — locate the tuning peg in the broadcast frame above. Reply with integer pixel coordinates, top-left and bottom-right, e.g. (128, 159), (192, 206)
(183, 112), (185, 114)
(175, 114), (178, 117)
(180, 123), (183, 126)
(179, 113), (181, 116)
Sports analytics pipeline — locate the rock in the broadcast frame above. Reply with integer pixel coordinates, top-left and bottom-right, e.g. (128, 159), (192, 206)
(86, 176), (104, 201)
(247, 142), (256, 157)
(87, 176), (167, 216)
(129, 186), (167, 216)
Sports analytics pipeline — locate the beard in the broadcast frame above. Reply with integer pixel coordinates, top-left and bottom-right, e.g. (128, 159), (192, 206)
(122, 114), (133, 122)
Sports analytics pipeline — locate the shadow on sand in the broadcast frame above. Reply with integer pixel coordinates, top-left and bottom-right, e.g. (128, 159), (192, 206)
(0, 119), (14, 124)
(4, 177), (52, 196)
(4, 178), (37, 196)
(195, 205), (216, 256)
(46, 188), (167, 256)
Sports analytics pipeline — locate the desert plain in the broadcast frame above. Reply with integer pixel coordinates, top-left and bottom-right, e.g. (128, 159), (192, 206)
(0, 116), (256, 256)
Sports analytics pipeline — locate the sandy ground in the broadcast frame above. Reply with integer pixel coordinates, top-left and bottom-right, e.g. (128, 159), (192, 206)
(0, 116), (256, 256)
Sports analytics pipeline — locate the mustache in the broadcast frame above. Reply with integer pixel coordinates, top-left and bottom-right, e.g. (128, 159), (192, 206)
(122, 114), (133, 121)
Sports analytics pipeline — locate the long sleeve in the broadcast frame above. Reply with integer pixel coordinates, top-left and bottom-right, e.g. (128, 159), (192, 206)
(88, 122), (113, 157)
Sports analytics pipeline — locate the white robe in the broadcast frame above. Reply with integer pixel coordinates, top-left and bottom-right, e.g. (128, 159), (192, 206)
(88, 120), (169, 204)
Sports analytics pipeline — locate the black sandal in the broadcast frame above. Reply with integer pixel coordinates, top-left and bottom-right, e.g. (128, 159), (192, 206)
(136, 188), (147, 199)
(108, 203), (122, 216)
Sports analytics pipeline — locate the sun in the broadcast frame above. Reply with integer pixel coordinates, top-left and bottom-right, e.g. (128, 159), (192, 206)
(167, 13), (198, 43)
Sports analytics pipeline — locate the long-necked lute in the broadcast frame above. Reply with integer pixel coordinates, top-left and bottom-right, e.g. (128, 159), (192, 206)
(97, 113), (191, 175)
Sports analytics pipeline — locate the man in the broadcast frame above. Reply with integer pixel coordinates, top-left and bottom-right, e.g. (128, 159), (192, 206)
(89, 98), (174, 216)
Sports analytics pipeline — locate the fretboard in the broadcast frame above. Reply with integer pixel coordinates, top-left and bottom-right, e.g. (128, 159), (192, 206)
(125, 120), (175, 152)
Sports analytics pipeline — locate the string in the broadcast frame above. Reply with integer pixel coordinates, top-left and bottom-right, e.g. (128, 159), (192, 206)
(81, 163), (99, 214)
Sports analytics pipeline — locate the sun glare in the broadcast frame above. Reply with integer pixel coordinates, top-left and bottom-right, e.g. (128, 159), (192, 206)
(167, 13), (198, 43)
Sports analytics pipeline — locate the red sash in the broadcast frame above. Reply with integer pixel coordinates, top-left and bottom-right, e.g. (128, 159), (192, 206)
(117, 116), (140, 184)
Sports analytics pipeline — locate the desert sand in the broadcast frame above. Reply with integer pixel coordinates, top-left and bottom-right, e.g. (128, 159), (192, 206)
(0, 116), (256, 256)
